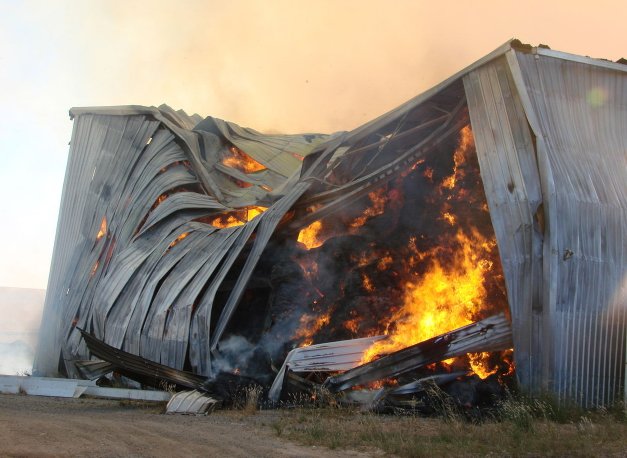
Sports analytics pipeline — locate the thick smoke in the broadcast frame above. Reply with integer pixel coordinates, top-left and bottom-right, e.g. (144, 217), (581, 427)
(0, 288), (45, 374)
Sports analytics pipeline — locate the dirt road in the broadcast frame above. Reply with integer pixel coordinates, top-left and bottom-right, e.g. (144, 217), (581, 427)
(0, 394), (371, 457)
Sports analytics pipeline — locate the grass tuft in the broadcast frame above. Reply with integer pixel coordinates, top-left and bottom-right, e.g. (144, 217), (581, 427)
(266, 394), (627, 457)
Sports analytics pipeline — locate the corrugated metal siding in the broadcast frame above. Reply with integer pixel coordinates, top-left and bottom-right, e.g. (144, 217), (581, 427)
(33, 114), (160, 376)
(34, 106), (327, 377)
(463, 56), (545, 393)
(510, 51), (627, 406)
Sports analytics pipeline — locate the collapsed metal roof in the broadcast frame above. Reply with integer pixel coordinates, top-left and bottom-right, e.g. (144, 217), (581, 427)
(34, 39), (626, 407)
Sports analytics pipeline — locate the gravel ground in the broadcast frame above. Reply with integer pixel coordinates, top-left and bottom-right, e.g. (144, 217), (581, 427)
(0, 394), (373, 457)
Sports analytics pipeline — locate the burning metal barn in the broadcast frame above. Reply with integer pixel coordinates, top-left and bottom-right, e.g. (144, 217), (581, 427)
(34, 40), (626, 408)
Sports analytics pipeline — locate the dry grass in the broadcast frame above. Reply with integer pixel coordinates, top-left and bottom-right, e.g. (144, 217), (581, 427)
(233, 385), (264, 415)
(269, 397), (627, 457)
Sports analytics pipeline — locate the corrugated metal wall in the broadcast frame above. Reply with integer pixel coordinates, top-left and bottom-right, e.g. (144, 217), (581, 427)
(33, 114), (160, 376)
(463, 56), (545, 394)
(466, 49), (626, 406)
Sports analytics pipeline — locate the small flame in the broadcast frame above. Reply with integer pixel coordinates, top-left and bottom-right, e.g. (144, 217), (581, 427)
(350, 188), (388, 229)
(293, 311), (331, 347)
(222, 146), (266, 174)
(362, 274), (374, 292)
(168, 232), (189, 250)
(377, 256), (393, 271)
(344, 318), (361, 334)
(468, 352), (498, 379)
(442, 212), (456, 226)
(96, 217), (107, 240)
(156, 194), (168, 206)
(297, 220), (324, 249)
(206, 206), (267, 228)
(441, 125), (472, 190)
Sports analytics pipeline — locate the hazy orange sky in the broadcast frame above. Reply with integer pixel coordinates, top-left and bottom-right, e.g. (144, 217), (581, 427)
(0, 0), (625, 289)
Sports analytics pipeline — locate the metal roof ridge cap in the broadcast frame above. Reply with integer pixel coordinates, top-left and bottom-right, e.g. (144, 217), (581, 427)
(534, 47), (627, 73)
(69, 105), (162, 119)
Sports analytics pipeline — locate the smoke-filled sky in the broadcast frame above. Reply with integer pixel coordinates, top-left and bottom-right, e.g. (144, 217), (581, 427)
(0, 0), (625, 290)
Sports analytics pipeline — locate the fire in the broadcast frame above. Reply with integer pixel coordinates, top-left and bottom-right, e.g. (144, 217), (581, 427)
(468, 352), (498, 379)
(96, 217), (107, 240)
(205, 206), (267, 228)
(344, 318), (360, 334)
(286, 123), (510, 380)
(355, 125), (506, 377)
(168, 232), (189, 250)
(222, 146), (266, 174)
(297, 220), (324, 249)
(442, 211), (456, 226)
(377, 256), (393, 271)
(362, 227), (496, 362)
(246, 207), (266, 220)
(156, 194), (168, 206)
(441, 125), (472, 190)
(293, 311), (331, 347)
(362, 274), (374, 292)
(350, 188), (388, 229)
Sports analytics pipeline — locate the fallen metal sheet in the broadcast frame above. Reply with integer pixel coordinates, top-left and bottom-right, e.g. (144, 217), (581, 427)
(83, 386), (172, 402)
(0, 375), (96, 398)
(324, 313), (513, 392)
(0, 375), (171, 401)
(166, 389), (219, 415)
(387, 372), (468, 396)
(74, 360), (115, 380)
(339, 372), (468, 410)
(79, 328), (208, 390)
(268, 335), (386, 402)
(340, 388), (386, 409)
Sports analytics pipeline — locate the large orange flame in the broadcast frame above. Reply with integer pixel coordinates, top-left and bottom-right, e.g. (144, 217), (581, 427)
(361, 227), (496, 362)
